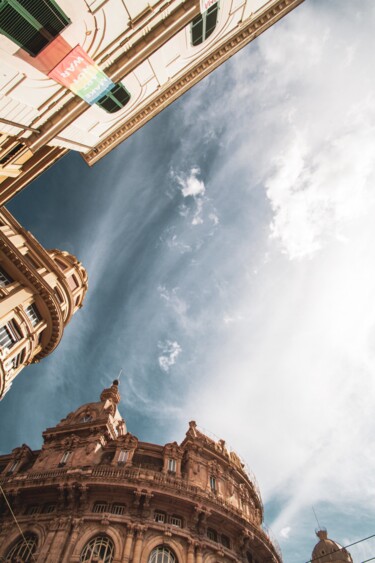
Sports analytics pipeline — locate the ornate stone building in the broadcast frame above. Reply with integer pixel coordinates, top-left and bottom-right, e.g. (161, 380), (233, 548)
(310, 529), (353, 563)
(0, 207), (87, 399)
(0, 0), (304, 204)
(0, 380), (281, 562)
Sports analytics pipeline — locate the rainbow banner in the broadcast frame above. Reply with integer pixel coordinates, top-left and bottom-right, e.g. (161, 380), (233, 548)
(48, 45), (114, 105)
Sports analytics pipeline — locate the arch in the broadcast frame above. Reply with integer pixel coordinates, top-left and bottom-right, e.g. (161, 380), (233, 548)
(71, 524), (123, 560)
(141, 536), (185, 563)
(148, 545), (177, 563)
(80, 534), (114, 562)
(3, 533), (38, 562)
(0, 523), (46, 560)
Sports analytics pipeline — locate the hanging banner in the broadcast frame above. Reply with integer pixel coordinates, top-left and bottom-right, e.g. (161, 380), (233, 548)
(200, 0), (217, 12)
(48, 45), (114, 105)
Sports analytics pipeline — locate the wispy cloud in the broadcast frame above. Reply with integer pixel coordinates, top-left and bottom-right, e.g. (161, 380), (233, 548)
(158, 340), (182, 372)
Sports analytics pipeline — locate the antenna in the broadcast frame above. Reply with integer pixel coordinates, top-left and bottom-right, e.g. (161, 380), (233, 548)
(312, 506), (321, 529)
(118, 368), (123, 380)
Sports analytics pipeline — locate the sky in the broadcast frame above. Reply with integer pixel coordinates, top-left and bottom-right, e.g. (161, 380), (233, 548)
(1, 1), (375, 562)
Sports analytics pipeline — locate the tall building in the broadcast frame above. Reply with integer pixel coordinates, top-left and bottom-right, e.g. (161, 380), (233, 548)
(310, 529), (353, 563)
(0, 380), (281, 562)
(0, 0), (304, 205)
(0, 207), (87, 400)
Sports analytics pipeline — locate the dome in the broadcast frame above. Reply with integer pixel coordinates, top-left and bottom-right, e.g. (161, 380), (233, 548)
(312, 529), (353, 563)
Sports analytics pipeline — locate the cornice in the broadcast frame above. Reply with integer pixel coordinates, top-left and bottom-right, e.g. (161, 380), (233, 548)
(84, 0), (304, 165)
(0, 466), (281, 562)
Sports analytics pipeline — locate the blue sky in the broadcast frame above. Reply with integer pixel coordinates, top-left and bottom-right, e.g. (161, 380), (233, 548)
(1, 1), (375, 561)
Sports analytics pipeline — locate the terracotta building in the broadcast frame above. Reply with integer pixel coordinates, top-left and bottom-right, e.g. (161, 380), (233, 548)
(310, 529), (353, 563)
(0, 0), (304, 204)
(0, 207), (87, 400)
(0, 380), (281, 562)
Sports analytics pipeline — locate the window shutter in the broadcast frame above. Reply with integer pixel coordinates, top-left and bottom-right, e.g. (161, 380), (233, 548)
(16, 0), (70, 35)
(96, 84), (131, 114)
(0, 0), (70, 57)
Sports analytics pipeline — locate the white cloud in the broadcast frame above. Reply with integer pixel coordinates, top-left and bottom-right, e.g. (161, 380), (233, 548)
(280, 527), (292, 540)
(158, 340), (182, 372)
(175, 167), (205, 198)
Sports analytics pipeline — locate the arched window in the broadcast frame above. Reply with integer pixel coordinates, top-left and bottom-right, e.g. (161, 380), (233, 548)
(148, 546), (176, 563)
(191, 2), (219, 46)
(5, 533), (38, 562)
(96, 84), (131, 114)
(80, 535), (114, 563)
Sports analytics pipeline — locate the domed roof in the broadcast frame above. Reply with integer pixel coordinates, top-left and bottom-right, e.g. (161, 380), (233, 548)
(312, 529), (353, 563)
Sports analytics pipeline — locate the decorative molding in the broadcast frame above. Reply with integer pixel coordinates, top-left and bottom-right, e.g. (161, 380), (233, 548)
(84, 0), (304, 165)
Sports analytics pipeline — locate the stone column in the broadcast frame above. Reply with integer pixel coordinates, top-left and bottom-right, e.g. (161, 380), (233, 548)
(122, 525), (134, 562)
(37, 524), (58, 562)
(61, 518), (82, 563)
(46, 516), (71, 562)
(187, 540), (195, 563)
(132, 527), (145, 563)
(196, 545), (203, 563)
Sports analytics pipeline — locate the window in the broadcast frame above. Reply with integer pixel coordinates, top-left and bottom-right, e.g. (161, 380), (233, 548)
(154, 511), (166, 523)
(26, 505), (39, 515)
(170, 515), (182, 528)
(11, 348), (25, 369)
(118, 449), (129, 465)
(0, 143), (24, 165)
(7, 460), (18, 474)
(0, 265), (13, 287)
(93, 502), (108, 514)
(59, 450), (70, 466)
(43, 503), (56, 513)
(5, 534), (38, 562)
(25, 303), (41, 327)
(246, 552), (253, 563)
(67, 275), (78, 290)
(209, 475), (216, 492)
(221, 535), (230, 548)
(0, 0), (71, 57)
(167, 458), (176, 472)
(111, 504), (125, 515)
(0, 323), (19, 351)
(96, 83), (131, 114)
(81, 414), (92, 423)
(55, 286), (64, 303)
(207, 528), (218, 542)
(148, 546), (176, 563)
(80, 535), (114, 563)
(191, 2), (219, 46)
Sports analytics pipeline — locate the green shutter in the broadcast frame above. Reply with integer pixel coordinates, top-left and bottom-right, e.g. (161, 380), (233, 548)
(205, 4), (218, 39)
(190, 2), (219, 46)
(16, 0), (70, 35)
(0, 0), (70, 56)
(96, 84), (131, 114)
(191, 15), (203, 46)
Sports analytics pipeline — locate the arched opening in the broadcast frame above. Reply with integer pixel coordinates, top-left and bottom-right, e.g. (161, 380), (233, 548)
(5, 533), (38, 562)
(148, 546), (177, 563)
(80, 535), (114, 563)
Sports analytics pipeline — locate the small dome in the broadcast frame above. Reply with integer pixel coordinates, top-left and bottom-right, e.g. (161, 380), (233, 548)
(312, 529), (353, 563)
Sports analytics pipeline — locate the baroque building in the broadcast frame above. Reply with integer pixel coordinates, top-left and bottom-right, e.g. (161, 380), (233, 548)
(0, 0), (304, 204)
(0, 207), (87, 399)
(0, 380), (281, 563)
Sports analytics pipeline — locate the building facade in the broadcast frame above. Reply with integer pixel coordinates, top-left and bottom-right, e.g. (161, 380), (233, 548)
(0, 0), (304, 204)
(0, 207), (87, 400)
(0, 380), (281, 563)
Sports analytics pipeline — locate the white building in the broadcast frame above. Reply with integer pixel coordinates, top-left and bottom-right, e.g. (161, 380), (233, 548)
(0, 0), (303, 202)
